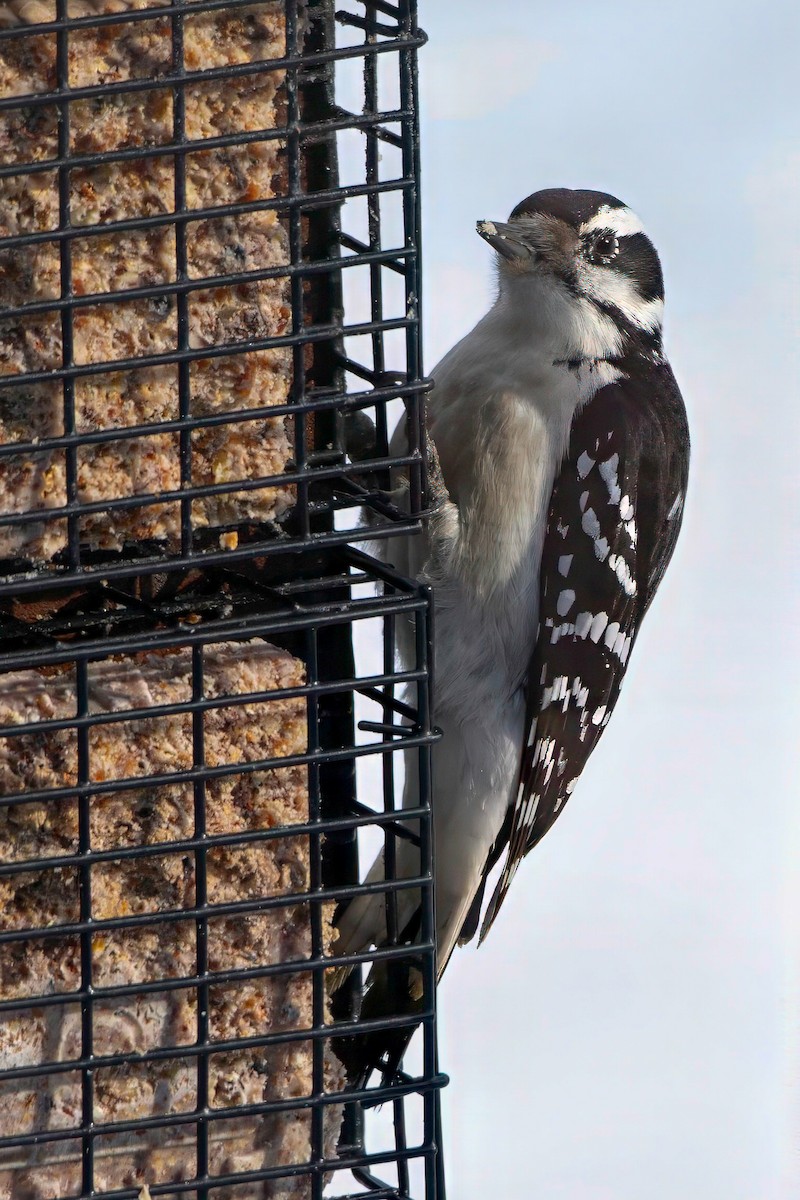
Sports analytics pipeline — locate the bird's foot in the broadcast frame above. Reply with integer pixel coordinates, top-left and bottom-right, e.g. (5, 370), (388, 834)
(424, 428), (450, 515)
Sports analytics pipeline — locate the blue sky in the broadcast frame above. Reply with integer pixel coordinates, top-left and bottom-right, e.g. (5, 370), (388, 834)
(414, 3), (799, 1198)
(336, 2), (798, 1196)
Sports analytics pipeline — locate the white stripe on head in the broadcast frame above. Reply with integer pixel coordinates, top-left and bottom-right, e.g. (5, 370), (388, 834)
(580, 205), (647, 239)
(579, 264), (664, 331)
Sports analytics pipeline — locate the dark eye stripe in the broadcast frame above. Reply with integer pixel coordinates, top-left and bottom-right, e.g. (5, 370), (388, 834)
(614, 232), (664, 302)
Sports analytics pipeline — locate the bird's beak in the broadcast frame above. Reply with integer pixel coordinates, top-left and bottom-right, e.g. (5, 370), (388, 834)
(476, 219), (533, 261)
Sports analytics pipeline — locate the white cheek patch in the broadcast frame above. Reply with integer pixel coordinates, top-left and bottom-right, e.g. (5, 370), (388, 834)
(580, 205), (646, 240)
(580, 263), (664, 332)
(575, 206), (664, 332)
(567, 296), (625, 359)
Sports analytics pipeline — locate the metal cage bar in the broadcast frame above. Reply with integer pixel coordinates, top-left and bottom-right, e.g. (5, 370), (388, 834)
(0, 547), (445, 1198)
(0, 0), (432, 592)
(0, 1), (444, 1197)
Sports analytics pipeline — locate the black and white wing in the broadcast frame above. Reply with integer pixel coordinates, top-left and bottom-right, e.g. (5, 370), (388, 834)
(480, 362), (690, 940)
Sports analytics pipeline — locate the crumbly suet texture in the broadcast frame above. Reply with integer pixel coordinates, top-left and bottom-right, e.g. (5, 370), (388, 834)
(0, 639), (344, 1198)
(0, 0), (296, 559)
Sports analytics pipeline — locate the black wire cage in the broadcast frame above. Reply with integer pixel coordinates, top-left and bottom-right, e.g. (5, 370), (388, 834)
(0, 2), (446, 1197)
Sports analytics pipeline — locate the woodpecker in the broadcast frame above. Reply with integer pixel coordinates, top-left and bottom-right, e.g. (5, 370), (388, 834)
(333, 188), (690, 1076)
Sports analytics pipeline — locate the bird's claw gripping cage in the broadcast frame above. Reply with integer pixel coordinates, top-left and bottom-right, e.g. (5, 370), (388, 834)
(0, 1), (445, 1197)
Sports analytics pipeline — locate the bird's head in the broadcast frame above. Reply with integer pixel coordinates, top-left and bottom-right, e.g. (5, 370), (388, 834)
(477, 188), (664, 358)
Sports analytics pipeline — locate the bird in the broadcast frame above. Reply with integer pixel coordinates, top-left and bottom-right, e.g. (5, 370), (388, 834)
(332, 187), (690, 1080)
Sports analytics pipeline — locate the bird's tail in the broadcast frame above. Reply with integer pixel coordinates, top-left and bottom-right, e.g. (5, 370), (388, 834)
(330, 710), (521, 1084)
(327, 805), (433, 1085)
(330, 907), (428, 1088)
(328, 819), (424, 987)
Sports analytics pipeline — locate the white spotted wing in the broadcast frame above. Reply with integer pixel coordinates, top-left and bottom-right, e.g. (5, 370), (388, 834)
(479, 363), (689, 940)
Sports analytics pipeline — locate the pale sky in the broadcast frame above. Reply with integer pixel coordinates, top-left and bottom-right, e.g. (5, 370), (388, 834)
(338, 2), (799, 1197)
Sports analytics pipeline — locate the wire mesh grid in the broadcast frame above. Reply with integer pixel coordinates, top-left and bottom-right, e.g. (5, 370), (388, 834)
(0, 547), (444, 1198)
(0, 1), (445, 1197)
(0, 0), (429, 595)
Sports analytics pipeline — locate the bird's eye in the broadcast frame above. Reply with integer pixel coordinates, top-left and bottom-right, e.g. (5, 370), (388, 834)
(589, 231), (619, 264)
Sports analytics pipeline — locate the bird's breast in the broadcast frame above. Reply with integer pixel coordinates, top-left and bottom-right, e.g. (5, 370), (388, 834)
(423, 294), (625, 714)
(429, 365), (583, 702)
